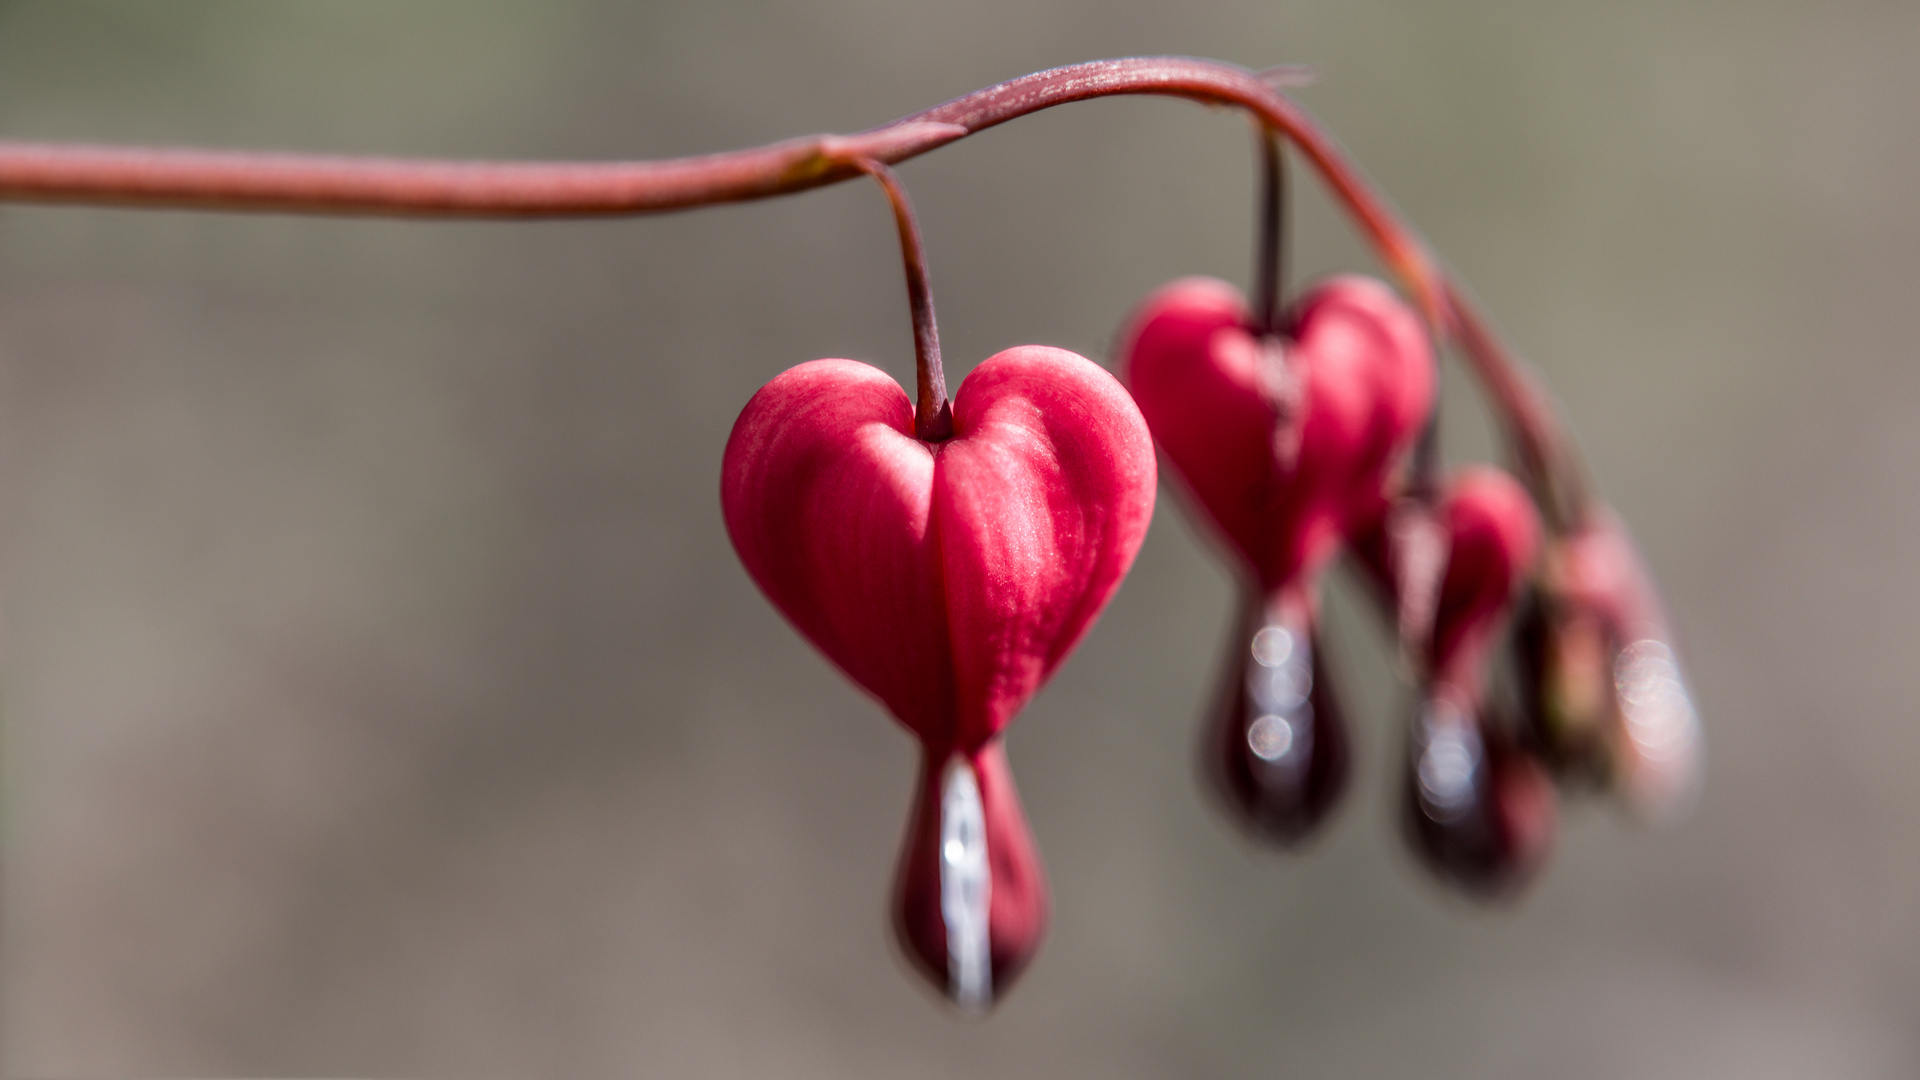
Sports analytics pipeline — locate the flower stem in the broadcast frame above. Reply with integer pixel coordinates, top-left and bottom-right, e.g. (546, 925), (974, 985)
(0, 56), (1585, 526)
(1253, 124), (1288, 338)
(852, 159), (951, 442)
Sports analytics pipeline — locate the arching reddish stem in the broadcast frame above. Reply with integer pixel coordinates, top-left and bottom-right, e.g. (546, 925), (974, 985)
(0, 56), (1582, 525)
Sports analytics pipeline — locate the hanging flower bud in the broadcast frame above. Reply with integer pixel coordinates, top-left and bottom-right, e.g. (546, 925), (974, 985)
(1356, 466), (1558, 897)
(1120, 275), (1434, 844)
(1517, 511), (1702, 823)
(1512, 586), (1614, 786)
(1404, 469), (1555, 896)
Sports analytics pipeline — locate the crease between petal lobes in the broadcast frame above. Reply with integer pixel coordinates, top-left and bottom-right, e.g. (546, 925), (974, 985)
(720, 345), (1156, 750)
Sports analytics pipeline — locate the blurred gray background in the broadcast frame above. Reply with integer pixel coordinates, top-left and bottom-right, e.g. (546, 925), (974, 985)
(2, 1), (1916, 1076)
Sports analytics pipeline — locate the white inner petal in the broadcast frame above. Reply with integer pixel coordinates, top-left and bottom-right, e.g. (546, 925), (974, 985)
(939, 756), (992, 1013)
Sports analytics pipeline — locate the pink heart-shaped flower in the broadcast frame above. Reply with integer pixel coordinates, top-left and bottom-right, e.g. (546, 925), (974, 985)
(1346, 467), (1555, 898)
(721, 345), (1156, 752)
(1351, 467), (1542, 703)
(1120, 275), (1433, 594)
(721, 344), (1155, 1006)
(1514, 511), (1702, 821)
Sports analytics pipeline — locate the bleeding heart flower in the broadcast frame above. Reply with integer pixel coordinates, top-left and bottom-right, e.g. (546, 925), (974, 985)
(1354, 466), (1556, 896)
(1515, 511), (1702, 822)
(1120, 274), (1432, 845)
(1395, 468), (1556, 897)
(721, 344), (1155, 1008)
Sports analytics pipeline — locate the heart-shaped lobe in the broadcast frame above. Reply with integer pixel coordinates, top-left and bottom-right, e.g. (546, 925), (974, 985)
(721, 345), (1156, 751)
(1426, 467), (1540, 691)
(1120, 275), (1432, 592)
(1353, 467), (1541, 692)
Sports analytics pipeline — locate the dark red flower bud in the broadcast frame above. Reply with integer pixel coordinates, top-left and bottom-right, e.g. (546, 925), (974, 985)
(1404, 694), (1558, 899)
(893, 740), (1048, 1013)
(1513, 586), (1614, 786)
(1203, 590), (1351, 845)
